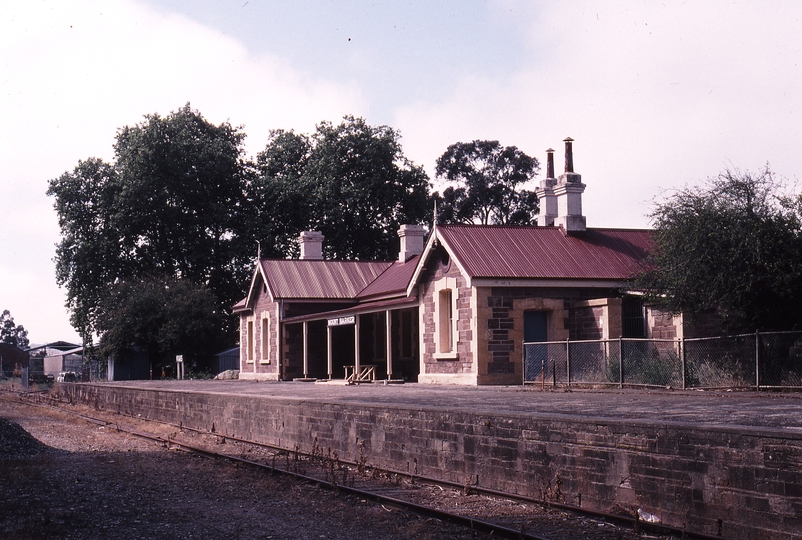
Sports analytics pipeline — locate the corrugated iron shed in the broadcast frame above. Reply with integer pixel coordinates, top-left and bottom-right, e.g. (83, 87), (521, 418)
(260, 259), (392, 299)
(437, 225), (651, 280)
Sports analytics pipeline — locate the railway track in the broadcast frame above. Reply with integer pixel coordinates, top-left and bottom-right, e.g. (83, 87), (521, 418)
(3, 389), (713, 539)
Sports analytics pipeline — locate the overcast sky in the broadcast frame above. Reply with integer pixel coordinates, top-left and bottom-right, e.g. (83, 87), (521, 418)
(2, 0), (801, 344)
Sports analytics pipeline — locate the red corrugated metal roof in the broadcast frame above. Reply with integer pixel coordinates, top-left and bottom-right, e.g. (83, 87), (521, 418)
(283, 296), (420, 324)
(357, 255), (420, 299)
(437, 225), (652, 280)
(240, 225), (652, 311)
(260, 259), (392, 299)
(232, 297), (248, 313)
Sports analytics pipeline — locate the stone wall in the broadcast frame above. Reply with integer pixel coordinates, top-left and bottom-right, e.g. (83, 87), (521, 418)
(418, 248), (475, 383)
(569, 298), (622, 340)
(476, 288), (629, 385)
(239, 288), (281, 381)
(55, 384), (802, 540)
(474, 291), (569, 385)
(569, 305), (604, 340)
(645, 306), (729, 340)
(646, 306), (679, 339)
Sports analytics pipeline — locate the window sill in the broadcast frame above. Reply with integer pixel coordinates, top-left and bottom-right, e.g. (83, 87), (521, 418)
(246, 360), (255, 364)
(260, 359), (270, 365)
(433, 352), (459, 361)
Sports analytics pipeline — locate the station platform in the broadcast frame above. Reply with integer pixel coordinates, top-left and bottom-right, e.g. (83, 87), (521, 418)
(53, 381), (802, 540)
(85, 379), (802, 432)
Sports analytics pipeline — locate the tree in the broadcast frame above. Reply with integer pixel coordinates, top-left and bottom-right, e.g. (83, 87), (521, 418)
(1, 310), (29, 349)
(48, 158), (122, 341)
(637, 167), (802, 332)
(48, 104), (251, 345)
(252, 116), (431, 260)
(50, 107), (434, 359)
(96, 276), (226, 369)
(250, 129), (314, 258)
(434, 140), (539, 225)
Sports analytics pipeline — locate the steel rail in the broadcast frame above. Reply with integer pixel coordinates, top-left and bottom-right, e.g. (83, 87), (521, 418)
(84, 414), (551, 540)
(1, 390), (547, 540)
(4, 389), (720, 540)
(163, 439), (549, 540)
(133, 417), (715, 540)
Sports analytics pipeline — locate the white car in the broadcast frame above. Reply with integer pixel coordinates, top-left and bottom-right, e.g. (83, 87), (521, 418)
(56, 371), (77, 383)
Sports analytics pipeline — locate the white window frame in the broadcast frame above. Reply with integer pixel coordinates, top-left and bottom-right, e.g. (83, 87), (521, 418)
(260, 312), (271, 364)
(246, 317), (255, 364)
(433, 277), (459, 360)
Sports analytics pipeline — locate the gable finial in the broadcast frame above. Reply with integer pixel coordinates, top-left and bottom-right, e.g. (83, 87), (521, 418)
(256, 240), (261, 261)
(433, 198), (439, 227)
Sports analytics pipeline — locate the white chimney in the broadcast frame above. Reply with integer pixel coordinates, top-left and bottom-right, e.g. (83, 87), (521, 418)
(397, 224), (425, 262)
(552, 137), (586, 233)
(299, 230), (324, 260)
(535, 148), (557, 226)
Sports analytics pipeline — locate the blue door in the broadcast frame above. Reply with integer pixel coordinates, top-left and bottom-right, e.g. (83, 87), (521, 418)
(523, 311), (548, 382)
(524, 311), (547, 342)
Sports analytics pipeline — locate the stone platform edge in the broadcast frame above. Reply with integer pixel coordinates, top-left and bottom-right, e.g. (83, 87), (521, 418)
(54, 383), (802, 540)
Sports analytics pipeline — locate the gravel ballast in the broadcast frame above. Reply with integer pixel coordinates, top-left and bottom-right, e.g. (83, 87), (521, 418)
(0, 394), (482, 540)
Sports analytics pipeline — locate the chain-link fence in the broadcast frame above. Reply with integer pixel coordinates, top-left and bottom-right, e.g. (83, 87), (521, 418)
(523, 331), (802, 390)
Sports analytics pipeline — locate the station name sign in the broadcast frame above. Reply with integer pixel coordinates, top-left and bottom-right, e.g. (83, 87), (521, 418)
(327, 315), (355, 327)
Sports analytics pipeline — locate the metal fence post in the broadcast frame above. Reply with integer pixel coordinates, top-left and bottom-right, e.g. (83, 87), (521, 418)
(755, 330), (760, 391)
(618, 336), (623, 389)
(681, 337), (686, 390)
(566, 338), (571, 387)
(542, 346), (546, 390)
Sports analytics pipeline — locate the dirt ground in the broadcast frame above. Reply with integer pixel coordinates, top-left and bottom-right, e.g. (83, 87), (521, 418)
(0, 393), (486, 540)
(0, 385), (676, 540)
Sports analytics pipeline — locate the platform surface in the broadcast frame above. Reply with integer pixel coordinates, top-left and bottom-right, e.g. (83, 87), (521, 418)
(87, 380), (802, 436)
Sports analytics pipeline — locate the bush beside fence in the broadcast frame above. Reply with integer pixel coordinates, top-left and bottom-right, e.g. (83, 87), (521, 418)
(523, 331), (802, 390)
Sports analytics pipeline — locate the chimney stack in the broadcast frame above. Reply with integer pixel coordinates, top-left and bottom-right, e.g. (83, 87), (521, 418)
(553, 137), (586, 233)
(299, 230), (324, 260)
(535, 148), (558, 226)
(564, 136), (574, 173)
(397, 224), (426, 262)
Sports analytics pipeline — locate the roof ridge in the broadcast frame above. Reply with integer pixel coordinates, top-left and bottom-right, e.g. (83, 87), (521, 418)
(438, 223), (543, 229)
(256, 258), (395, 301)
(258, 258), (395, 264)
(438, 223), (651, 232)
(435, 225), (651, 280)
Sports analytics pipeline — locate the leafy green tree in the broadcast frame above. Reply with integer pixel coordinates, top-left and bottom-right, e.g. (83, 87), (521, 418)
(48, 104), (251, 345)
(434, 140), (539, 225)
(250, 129), (314, 258)
(96, 276), (226, 369)
(253, 116), (431, 260)
(48, 158), (122, 341)
(638, 167), (802, 332)
(1, 310), (30, 349)
(432, 186), (471, 224)
(50, 108), (433, 362)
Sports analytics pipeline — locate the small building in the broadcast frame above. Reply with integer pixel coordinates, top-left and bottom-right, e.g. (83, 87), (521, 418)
(25, 341), (81, 377)
(107, 349), (150, 381)
(0, 343), (29, 378)
(213, 347), (241, 374)
(235, 139), (681, 385)
(43, 347), (84, 377)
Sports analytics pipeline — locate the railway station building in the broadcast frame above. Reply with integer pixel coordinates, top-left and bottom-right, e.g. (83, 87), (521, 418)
(234, 139), (677, 385)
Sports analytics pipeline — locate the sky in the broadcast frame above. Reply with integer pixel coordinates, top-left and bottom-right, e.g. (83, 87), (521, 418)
(1, 0), (801, 345)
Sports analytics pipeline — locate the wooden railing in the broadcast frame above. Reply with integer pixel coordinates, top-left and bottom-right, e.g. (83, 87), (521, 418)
(344, 365), (376, 383)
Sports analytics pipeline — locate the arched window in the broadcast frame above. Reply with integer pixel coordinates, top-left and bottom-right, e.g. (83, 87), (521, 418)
(434, 278), (458, 360)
